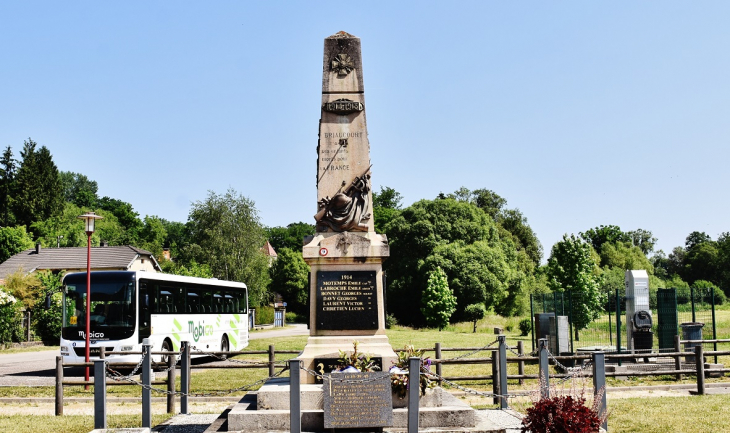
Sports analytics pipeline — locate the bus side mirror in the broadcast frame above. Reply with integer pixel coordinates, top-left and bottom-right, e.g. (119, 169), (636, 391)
(44, 294), (51, 310)
(144, 294), (149, 308)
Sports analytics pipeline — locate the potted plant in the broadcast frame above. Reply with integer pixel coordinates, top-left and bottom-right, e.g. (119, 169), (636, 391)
(333, 340), (380, 373)
(389, 344), (435, 406)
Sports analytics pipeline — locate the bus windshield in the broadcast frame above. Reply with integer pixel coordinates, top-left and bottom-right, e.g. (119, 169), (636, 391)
(62, 272), (136, 341)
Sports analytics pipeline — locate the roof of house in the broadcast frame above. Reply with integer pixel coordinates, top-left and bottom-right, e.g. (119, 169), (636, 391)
(0, 245), (161, 280)
(261, 241), (278, 258)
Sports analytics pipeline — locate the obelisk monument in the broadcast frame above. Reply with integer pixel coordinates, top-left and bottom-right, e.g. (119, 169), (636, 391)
(298, 31), (395, 382)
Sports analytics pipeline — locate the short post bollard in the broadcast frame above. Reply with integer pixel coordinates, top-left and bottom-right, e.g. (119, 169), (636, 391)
(94, 359), (107, 429)
(55, 356), (63, 416)
(592, 352), (608, 432)
(517, 341), (525, 385)
(674, 334), (682, 381)
(696, 345), (705, 395)
(181, 341), (190, 414)
(435, 342), (443, 386)
(408, 357), (420, 433)
(491, 350), (500, 405)
(268, 345), (276, 377)
(142, 338), (152, 428)
(538, 338), (549, 399)
(167, 348), (176, 414)
(289, 360), (301, 433)
(498, 335), (509, 409)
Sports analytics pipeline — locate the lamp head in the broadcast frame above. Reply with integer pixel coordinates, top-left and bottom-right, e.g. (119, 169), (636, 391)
(77, 212), (103, 235)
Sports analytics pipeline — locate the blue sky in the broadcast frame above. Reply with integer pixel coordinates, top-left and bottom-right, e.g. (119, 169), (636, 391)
(1, 2), (729, 260)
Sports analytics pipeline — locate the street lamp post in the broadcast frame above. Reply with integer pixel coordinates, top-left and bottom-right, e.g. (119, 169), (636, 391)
(78, 212), (103, 387)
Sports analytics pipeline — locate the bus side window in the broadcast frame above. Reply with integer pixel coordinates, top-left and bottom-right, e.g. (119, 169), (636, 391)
(202, 288), (213, 313)
(213, 292), (223, 313)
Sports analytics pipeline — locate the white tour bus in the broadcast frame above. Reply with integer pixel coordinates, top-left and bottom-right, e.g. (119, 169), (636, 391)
(60, 271), (249, 364)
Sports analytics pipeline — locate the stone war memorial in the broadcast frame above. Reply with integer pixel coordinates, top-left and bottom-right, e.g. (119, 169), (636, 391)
(228, 31), (478, 432)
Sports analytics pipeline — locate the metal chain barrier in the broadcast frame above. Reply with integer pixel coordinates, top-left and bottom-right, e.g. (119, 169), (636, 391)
(105, 354), (289, 397)
(190, 345), (287, 366)
(445, 339), (500, 361)
(544, 346), (593, 385)
(106, 351), (148, 381)
(419, 365), (529, 400)
(152, 345), (186, 373)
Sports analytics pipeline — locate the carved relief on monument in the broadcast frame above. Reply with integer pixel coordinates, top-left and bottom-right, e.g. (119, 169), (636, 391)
(322, 98), (364, 115)
(314, 169), (372, 232)
(331, 53), (354, 77)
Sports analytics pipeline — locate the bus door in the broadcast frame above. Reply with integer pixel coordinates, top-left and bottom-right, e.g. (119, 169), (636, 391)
(138, 281), (151, 343)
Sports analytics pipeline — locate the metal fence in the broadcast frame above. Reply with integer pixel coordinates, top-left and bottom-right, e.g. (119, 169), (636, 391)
(530, 287), (719, 355)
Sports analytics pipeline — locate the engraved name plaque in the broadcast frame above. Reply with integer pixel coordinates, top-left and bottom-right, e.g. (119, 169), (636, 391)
(316, 271), (378, 330)
(323, 371), (393, 429)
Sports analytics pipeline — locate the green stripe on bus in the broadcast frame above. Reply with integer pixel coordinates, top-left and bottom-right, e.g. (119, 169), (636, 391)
(173, 333), (180, 342)
(229, 334), (238, 347)
(233, 314), (240, 321)
(173, 318), (182, 331)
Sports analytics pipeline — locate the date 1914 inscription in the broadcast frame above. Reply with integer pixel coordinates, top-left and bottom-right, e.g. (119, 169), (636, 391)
(317, 271), (377, 330)
(323, 372), (393, 429)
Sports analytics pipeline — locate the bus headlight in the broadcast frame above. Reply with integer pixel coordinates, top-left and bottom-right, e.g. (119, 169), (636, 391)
(60, 346), (69, 355)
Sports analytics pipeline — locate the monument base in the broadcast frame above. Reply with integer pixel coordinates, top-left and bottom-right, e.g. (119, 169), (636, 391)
(297, 335), (398, 384)
(227, 378), (482, 432)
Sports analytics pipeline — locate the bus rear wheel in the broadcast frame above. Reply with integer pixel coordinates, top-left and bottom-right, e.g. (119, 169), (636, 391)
(220, 335), (229, 360)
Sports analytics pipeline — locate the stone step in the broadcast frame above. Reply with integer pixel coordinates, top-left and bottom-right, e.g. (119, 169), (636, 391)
(228, 379), (484, 432)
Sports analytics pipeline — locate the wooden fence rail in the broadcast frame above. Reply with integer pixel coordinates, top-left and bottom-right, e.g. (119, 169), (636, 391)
(55, 337), (730, 417)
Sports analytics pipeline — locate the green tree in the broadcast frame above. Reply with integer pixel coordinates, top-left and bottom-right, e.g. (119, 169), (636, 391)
(0, 226), (34, 262)
(546, 234), (602, 335)
(421, 267), (456, 330)
(498, 208), (543, 266)
(33, 271), (64, 342)
(269, 247), (309, 315)
(187, 188), (271, 306)
(384, 197), (498, 326)
(373, 186), (403, 233)
(160, 260), (213, 278)
(716, 232), (730, 293)
(96, 196), (143, 244)
(682, 238), (719, 285)
(13, 139), (64, 228)
(0, 146), (17, 226)
(31, 202), (123, 248)
(579, 225), (630, 257)
(627, 228), (657, 255)
(599, 242), (654, 274)
(4, 269), (42, 310)
(468, 188), (507, 220)
(160, 219), (190, 259)
(266, 222), (315, 252)
(59, 171), (98, 208)
(0, 288), (23, 343)
(463, 303), (486, 333)
(138, 215), (168, 258)
(425, 240), (514, 319)
(448, 187), (542, 266)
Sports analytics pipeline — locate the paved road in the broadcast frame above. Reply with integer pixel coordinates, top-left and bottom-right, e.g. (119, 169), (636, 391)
(0, 324), (309, 387)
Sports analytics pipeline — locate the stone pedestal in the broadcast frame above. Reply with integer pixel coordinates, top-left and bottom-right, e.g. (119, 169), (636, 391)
(298, 231), (396, 383)
(227, 378), (478, 432)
